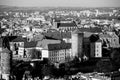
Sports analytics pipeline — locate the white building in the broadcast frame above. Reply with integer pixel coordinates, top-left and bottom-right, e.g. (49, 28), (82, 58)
(42, 43), (71, 63)
(90, 39), (102, 58)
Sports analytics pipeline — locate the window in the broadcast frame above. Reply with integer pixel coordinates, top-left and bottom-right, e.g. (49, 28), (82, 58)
(96, 53), (99, 57)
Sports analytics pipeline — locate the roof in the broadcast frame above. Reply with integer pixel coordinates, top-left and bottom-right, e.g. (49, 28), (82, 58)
(46, 43), (71, 51)
(11, 36), (27, 42)
(2, 48), (11, 53)
(24, 41), (37, 48)
(73, 27), (102, 33)
(33, 34), (44, 41)
(72, 29), (83, 34)
(99, 33), (112, 38)
(96, 39), (102, 42)
(54, 18), (72, 22)
(36, 39), (61, 48)
(57, 22), (77, 28)
(44, 31), (72, 39)
(99, 32), (120, 48)
(84, 32), (93, 38)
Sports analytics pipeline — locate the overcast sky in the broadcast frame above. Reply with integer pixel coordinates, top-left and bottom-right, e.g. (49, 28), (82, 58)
(0, 0), (120, 7)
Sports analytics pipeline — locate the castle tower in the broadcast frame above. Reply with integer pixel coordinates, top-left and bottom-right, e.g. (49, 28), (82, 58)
(72, 29), (84, 58)
(0, 37), (11, 80)
(1, 48), (11, 80)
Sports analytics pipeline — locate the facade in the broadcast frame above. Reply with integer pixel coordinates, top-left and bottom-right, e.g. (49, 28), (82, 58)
(24, 41), (37, 58)
(9, 36), (26, 56)
(90, 39), (102, 58)
(72, 29), (84, 58)
(99, 32), (120, 48)
(61, 32), (72, 43)
(42, 43), (71, 63)
(0, 37), (11, 80)
(53, 19), (78, 32)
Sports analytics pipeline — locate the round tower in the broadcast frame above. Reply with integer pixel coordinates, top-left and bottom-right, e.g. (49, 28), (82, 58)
(72, 29), (84, 58)
(1, 48), (11, 80)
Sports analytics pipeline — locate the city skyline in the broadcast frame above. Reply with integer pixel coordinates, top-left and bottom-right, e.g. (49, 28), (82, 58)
(0, 0), (120, 7)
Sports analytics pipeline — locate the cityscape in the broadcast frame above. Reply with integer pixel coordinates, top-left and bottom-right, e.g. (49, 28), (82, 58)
(0, 0), (120, 80)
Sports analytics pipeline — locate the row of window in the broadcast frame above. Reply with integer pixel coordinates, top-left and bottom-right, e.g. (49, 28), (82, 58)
(49, 57), (65, 62)
(49, 49), (71, 57)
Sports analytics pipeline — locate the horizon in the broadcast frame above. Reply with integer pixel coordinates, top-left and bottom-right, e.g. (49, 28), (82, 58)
(0, 0), (120, 8)
(0, 4), (120, 8)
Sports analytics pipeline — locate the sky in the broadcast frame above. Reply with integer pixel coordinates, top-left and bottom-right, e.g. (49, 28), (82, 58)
(0, 0), (120, 7)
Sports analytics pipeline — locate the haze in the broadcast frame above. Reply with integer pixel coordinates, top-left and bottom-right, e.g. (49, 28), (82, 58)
(0, 0), (120, 7)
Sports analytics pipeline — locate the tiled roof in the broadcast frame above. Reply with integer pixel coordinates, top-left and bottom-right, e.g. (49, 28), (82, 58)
(73, 27), (102, 33)
(57, 22), (77, 28)
(83, 32), (93, 38)
(11, 36), (27, 42)
(99, 33), (111, 38)
(54, 18), (72, 22)
(33, 34), (44, 41)
(24, 41), (37, 48)
(72, 29), (83, 34)
(99, 32), (120, 48)
(47, 43), (71, 51)
(36, 39), (61, 48)
(2, 36), (17, 42)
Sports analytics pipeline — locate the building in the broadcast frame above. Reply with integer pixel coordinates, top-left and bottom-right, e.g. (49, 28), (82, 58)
(71, 29), (84, 58)
(90, 39), (102, 58)
(24, 41), (37, 58)
(53, 19), (78, 32)
(61, 32), (71, 43)
(99, 32), (120, 48)
(42, 43), (71, 63)
(9, 36), (26, 56)
(0, 37), (12, 80)
(71, 28), (102, 59)
(58, 22), (78, 32)
(9, 36), (39, 60)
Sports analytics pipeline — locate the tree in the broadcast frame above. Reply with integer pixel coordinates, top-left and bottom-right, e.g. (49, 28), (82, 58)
(29, 49), (41, 59)
(41, 64), (55, 78)
(111, 48), (120, 69)
(32, 49), (41, 59)
(2, 36), (10, 50)
(95, 59), (113, 73)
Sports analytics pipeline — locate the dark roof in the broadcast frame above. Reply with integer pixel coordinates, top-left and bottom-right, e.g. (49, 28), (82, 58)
(33, 34), (44, 41)
(72, 29), (83, 34)
(36, 39), (61, 48)
(99, 33), (120, 48)
(54, 18), (72, 22)
(84, 32), (93, 38)
(43, 31), (62, 40)
(73, 27), (102, 33)
(57, 22), (77, 28)
(2, 36), (17, 42)
(47, 43), (71, 51)
(44, 30), (72, 39)
(11, 36), (27, 42)
(24, 41), (37, 48)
